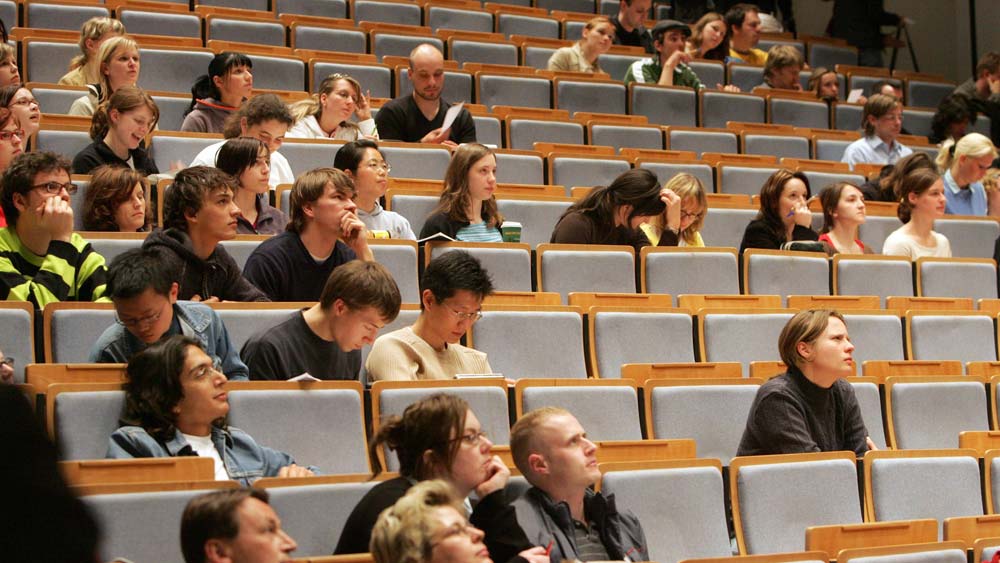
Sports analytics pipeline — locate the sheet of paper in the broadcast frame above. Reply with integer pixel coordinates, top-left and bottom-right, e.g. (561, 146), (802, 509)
(441, 102), (464, 131)
(847, 88), (864, 103)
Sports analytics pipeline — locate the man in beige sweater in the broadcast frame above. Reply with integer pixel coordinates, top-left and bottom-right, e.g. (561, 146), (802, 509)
(366, 251), (494, 381)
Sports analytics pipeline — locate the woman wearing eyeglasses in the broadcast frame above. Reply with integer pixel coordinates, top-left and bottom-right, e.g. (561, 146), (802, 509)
(71, 85), (159, 176)
(0, 85), (40, 143)
(336, 393), (547, 563)
(215, 137), (287, 235)
(106, 334), (317, 486)
(0, 107), (24, 177)
(640, 173), (708, 246)
(287, 73), (377, 140)
(334, 139), (415, 240)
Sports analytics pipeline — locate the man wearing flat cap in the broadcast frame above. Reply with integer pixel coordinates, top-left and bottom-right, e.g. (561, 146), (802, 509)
(623, 20), (704, 89)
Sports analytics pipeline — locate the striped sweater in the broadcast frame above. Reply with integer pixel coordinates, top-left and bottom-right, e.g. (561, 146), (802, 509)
(0, 228), (109, 307)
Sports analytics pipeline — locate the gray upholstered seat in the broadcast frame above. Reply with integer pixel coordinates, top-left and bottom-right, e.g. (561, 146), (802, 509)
(477, 74), (552, 109)
(834, 255), (912, 306)
(907, 80), (956, 109)
(26, 41), (81, 83)
(449, 39), (519, 66)
(742, 133), (810, 160)
(26, 2), (108, 31)
(426, 5), (493, 33)
(427, 244), (532, 292)
(637, 160), (715, 193)
(701, 208), (757, 249)
(549, 156), (630, 194)
(629, 84), (697, 127)
(728, 64), (764, 93)
(917, 257), (997, 300)
(700, 311), (796, 375)
(277, 0), (346, 18)
(598, 53), (645, 84)
(152, 95), (193, 131)
(834, 103), (864, 131)
(903, 107), (935, 138)
(856, 216), (903, 258)
(353, 0), (421, 25)
(537, 245), (636, 301)
(31, 86), (84, 115)
(494, 151), (545, 184)
(717, 164), (780, 196)
(935, 218), (1000, 258)
(849, 379), (887, 449)
(507, 118), (584, 150)
(841, 312), (905, 365)
(886, 378), (988, 449)
(389, 194), (437, 237)
(207, 17), (285, 47)
(262, 480), (381, 556)
(118, 10), (201, 38)
(35, 129), (91, 161)
(245, 54), (306, 91)
(907, 313), (997, 363)
(808, 42), (857, 69)
(293, 25), (366, 54)
(589, 124), (663, 152)
(743, 250), (830, 305)
(648, 381), (758, 464)
(799, 171), (865, 194)
(642, 247), (740, 301)
(769, 97), (830, 129)
(518, 382), (641, 440)
(212, 306), (302, 355)
(496, 198), (573, 248)
(555, 79), (626, 115)
(815, 138), (853, 162)
(688, 60), (725, 89)
(378, 145), (452, 180)
(850, 76), (902, 98)
(150, 134), (222, 172)
(311, 61), (392, 99)
(200, 0), (268, 10)
(535, 0), (594, 12)
(280, 139), (341, 177)
(48, 307), (116, 363)
(373, 34), (444, 62)
(523, 44), (558, 70)
(88, 238), (145, 268)
(496, 13), (559, 39)
(471, 309), (587, 379)
(370, 241), (419, 303)
(53, 389), (125, 460)
(667, 128), (737, 156)
(700, 90), (765, 128)
(472, 115), (502, 147)
(138, 48), (216, 94)
(0, 304), (33, 384)
(590, 310), (694, 379)
(218, 239), (261, 271)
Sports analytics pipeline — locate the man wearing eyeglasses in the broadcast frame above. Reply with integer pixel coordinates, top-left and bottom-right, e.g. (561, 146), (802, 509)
(0, 151), (109, 307)
(89, 247), (249, 380)
(366, 251), (495, 382)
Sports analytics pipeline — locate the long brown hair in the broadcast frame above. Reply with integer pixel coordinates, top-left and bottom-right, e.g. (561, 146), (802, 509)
(82, 164), (151, 231)
(818, 181), (861, 235)
(755, 168), (811, 243)
(369, 393), (469, 479)
(896, 168), (941, 223)
(433, 143), (503, 227)
(90, 85), (159, 140)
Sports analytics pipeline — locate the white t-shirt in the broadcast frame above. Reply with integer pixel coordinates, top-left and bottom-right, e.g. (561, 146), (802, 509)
(881, 229), (952, 258)
(189, 141), (295, 187)
(181, 432), (228, 480)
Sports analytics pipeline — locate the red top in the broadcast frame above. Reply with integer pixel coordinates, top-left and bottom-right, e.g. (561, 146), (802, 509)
(818, 232), (866, 252)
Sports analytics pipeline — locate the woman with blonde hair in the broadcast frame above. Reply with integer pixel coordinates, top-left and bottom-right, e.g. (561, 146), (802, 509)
(0, 43), (19, 88)
(687, 12), (728, 61)
(72, 85), (159, 175)
(420, 143), (504, 242)
(935, 132), (998, 216)
(882, 168), (951, 258)
(68, 35), (141, 117)
(287, 73), (376, 140)
(817, 182), (870, 255)
(547, 16), (614, 73)
(58, 17), (125, 86)
(82, 165), (150, 232)
(640, 172), (707, 246)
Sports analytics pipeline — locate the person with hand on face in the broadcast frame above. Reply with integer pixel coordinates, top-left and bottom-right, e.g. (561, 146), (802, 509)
(1, 85), (42, 143)
(495, 407), (649, 563)
(420, 144), (504, 243)
(72, 86), (159, 175)
(59, 17), (125, 87)
(687, 11), (729, 61)
(758, 45), (803, 91)
(551, 168), (683, 250)
(337, 394), (547, 563)
(375, 44), (476, 148)
(610, 0), (653, 53)
(142, 166), (268, 302)
(935, 132), (998, 216)
(366, 251), (494, 382)
(181, 488), (298, 563)
(842, 94), (913, 167)
(738, 309), (876, 457)
(726, 3), (767, 65)
(0, 152), (108, 306)
(548, 16), (615, 73)
(107, 335), (317, 484)
(69, 35), (141, 118)
(640, 172), (708, 246)
(89, 247), (249, 380)
(334, 139), (415, 240)
(287, 73), (377, 140)
(882, 168), (951, 258)
(739, 169), (819, 254)
(241, 260), (400, 381)
(0, 347), (14, 384)
(215, 137), (287, 235)
(242, 168), (372, 302)
(82, 165), (150, 232)
(817, 182), (870, 255)
(182, 52), (254, 134)
(624, 20), (741, 92)
(954, 52), (1000, 146)
(189, 94), (295, 188)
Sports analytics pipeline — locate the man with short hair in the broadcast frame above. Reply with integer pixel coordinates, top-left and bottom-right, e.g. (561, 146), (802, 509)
(366, 251), (494, 382)
(871, 79), (902, 100)
(624, 20), (741, 91)
(841, 93), (913, 167)
(189, 94), (295, 187)
(143, 166), (268, 302)
(241, 259), (401, 381)
(499, 407), (649, 563)
(759, 44), (803, 91)
(0, 151), (108, 307)
(955, 52), (1000, 145)
(181, 488), (298, 563)
(374, 44), (476, 147)
(243, 168), (372, 302)
(610, 0), (653, 54)
(89, 247), (249, 380)
(726, 3), (767, 66)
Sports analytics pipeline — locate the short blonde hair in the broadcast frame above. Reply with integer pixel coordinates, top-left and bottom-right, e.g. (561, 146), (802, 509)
(370, 480), (465, 563)
(763, 45), (804, 79)
(935, 132), (998, 172)
(778, 309), (845, 369)
(97, 36), (140, 101)
(509, 406), (571, 477)
(71, 17), (125, 70)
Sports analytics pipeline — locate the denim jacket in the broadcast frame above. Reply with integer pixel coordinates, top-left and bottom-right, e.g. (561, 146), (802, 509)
(106, 425), (318, 486)
(89, 301), (249, 381)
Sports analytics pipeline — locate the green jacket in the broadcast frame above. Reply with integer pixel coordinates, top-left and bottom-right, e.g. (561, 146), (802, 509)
(0, 228), (109, 307)
(623, 58), (704, 90)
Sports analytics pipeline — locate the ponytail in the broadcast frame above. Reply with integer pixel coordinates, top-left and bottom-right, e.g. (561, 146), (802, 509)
(935, 138), (958, 172)
(186, 74), (218, 114)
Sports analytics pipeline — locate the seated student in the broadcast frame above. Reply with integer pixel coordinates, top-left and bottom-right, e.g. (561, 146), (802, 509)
(215, 137), (287, 235)
(0, 107), (18, 228)
(81, 165), (150, 232)
(808, 67), (842, 103)
(862, 152), (936, 203)
(501, 407), (649, 563)
(1, 85), (41, 142)
(107, 335), (316, 485)
(189, 94), (294, 187)
(419, 144), (504, 242)
(371, 480), (548, 563)
(936, 132), (998, 216)
(72, 86), (159, 176)
(547, 16), (614, 74)
(68, 35), (140, 118)
(737, 309), (876, 457)
(725, 3), (767, 65)
(181, 52), (254, 134)
(334, 139), (415, 240)
(640, 172), (707, 246)
(883, 168), (952, 258)
(757, 45), (803, 91)
(0, 152), (108, 306)
(89, 247), (249, 380)
(0, 346), (13, 384)
(871, 79), (903, 100)
(243, 168), (371, 302)
(551, 168), (682, 250)
(287, 73), (377, 140)
(842, 94), (913, 167)
(181, 488), (297, 563)
(142, 166), (268, 302)
(366, 251), (494, 382)
(739, 169), (819, 254)
(241, 260), (400, 381)
(0, 43), (19, 89)
(686, 11), (728, 61)
(817, 182), (871, 255)
(929, 95), (976, 145)
(625, 19), (740, 92)
(59, 17), (125, 87)
(336, 393), (539, 563)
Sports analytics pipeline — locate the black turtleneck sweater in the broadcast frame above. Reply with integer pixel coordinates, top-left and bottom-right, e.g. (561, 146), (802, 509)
(737, 368), (868, 457)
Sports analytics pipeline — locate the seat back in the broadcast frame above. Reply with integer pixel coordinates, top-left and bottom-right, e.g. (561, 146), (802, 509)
(841, 312), (905, 365)
(667, 128), (738, 156)
(886, 376), (989, 450)
(700, 208), (758, 249)
(245, 54), (306, 91)
(470, 307), (587, 379)
(497, 13), (559, 39)
(277, 0), (348, 18)
(935, 218), (1000, 258)
(152, 94), (194, 131)
(537, 244), (636, 301)
(138, 48), (217, 94)
(494, 151), (545, 184)
(591, 308), (695, 379)
(280, 138), (344, 177)
(815, 137), (853, 162)
(426, 5), (493, 33)
(311, 61), (392, 99)
(387, 193), (437, 237)
(207, 17), (286, 47)
(119, 10), (201, 38)
(743, 249), (830, 305)
(87, 236), (145, 267)
(742, 134), (811, 160)
(427, 242), (532, 292)
(907, 312), (997, 364)
(0, 303), (33, 384)
(718, 164), (781, 196)
(496, 197), (573, 248)
(549, 155), (630, 194)
(150, 133), (221, 172)
(379, 145), (453, 180)
(834, 103), (864, 131)
(51, 386), (125, 460)
(833, 255), (913, 306)
(219, 238), (262, 271)
(27, 3), (108, 31)
(769, 97), (830, 129)
(45, 304), (116, 363)
(212, 305), (306, 353)
(35, 129), (91, 160)
(728, 64), (764, 93)
(629, 84), (697, 127)
(353, 0), (421, 25)
(372, 33), (445, 62)
(516, 379), (641, 440)
(293, 25), (367, 54)
(449, 39), (519, 66)
(700, 91), (765, 128)
(507, 118), (584, 150)
(850, 378), (887, 449)
(263, 479), (381, 557)
(638, 160), (715, 193)
(907, 80), (956, 110)
(370, 240), (420, 303)
(590, 124), (664, 152)
(477, 74), (551, 109)
(26, 41), (81, 83)
(699, 309), (796, 375)
(555, 79), (626, 116)
(917, 258), (998, 301)
(641, 247), (740, 300)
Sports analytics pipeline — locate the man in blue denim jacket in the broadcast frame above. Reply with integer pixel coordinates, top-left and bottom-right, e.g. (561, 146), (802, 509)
(89, 247), (249, 380)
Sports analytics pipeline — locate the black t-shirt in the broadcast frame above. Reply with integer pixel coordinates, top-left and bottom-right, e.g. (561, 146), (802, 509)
(242, 231), (356, 302)
(374, 95), (477, 144)
(241, 310), (361, 381)
(610, 16), (654, 54)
